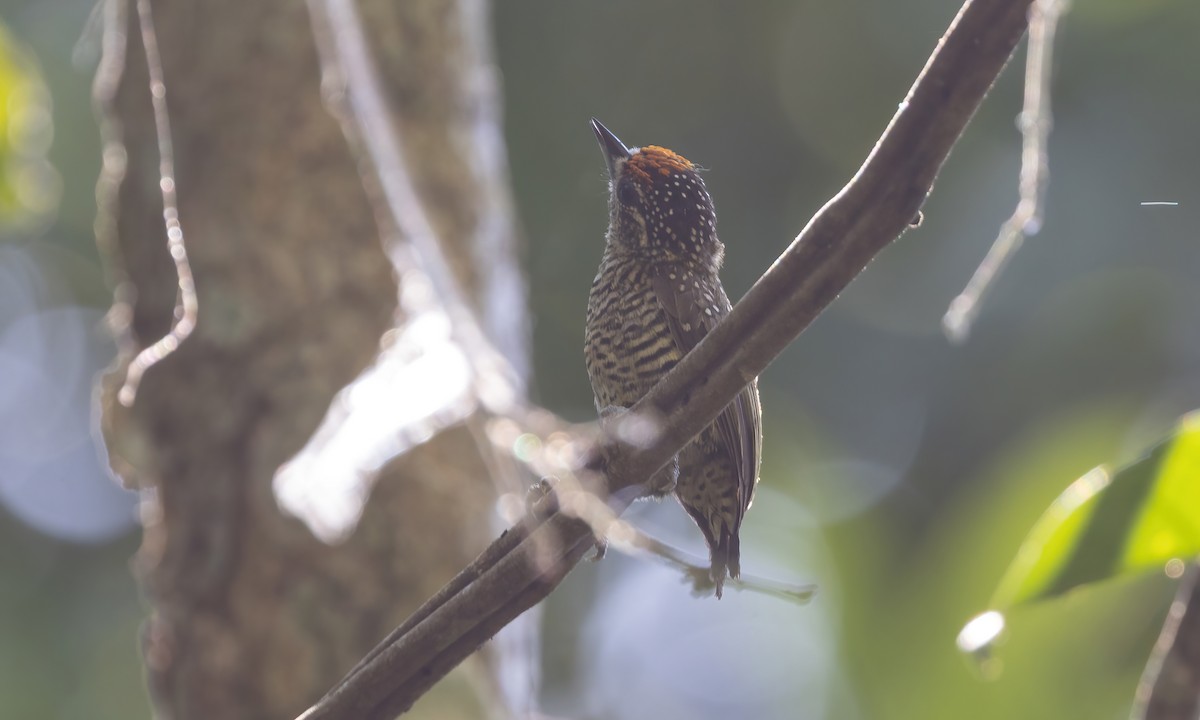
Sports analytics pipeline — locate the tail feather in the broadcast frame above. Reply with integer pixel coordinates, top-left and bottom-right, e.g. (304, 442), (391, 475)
(710, 530), (740, 599)
(679, 498), (743, 599)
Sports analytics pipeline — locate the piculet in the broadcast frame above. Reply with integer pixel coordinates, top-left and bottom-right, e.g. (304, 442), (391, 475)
(584, 118), (762, 598)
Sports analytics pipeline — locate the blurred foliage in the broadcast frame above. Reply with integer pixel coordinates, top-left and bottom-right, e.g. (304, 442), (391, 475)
(2, 0), (1199, 718)
(990, 411), (1200, 612)
(0, 19), (58, 229)
(956, 410), (1200, 665)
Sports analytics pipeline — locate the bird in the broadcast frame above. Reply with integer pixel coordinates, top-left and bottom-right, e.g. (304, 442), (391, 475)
(584, 118), (762, 598)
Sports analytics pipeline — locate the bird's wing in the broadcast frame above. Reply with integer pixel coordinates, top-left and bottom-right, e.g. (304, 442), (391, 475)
(650, 271), (762, 527)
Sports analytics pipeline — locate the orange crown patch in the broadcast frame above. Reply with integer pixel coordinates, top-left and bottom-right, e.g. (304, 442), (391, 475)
(625, 145), (695, 186)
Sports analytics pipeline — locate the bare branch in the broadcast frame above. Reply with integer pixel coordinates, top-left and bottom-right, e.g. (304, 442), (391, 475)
(944, 0), (1067, 342)
(299, 0), (1036, 716)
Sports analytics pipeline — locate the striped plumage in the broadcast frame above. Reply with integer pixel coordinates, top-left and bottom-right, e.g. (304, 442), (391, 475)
(584, 119), (762, 597)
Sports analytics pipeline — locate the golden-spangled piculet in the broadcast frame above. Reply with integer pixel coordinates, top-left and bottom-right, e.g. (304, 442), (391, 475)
(584, 118), (762, 598)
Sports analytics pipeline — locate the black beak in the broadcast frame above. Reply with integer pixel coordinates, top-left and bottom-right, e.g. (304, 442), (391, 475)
(591, 117), (631, 177)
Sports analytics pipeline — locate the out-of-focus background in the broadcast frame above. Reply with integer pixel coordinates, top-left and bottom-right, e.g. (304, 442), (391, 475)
(1, 0), (1197, 718)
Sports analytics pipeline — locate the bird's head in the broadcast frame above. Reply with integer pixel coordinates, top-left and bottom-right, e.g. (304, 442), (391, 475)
(591, 118), (723, 270)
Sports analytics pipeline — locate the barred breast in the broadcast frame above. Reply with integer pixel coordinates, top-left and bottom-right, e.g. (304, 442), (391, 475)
(584, 251), (682, 411)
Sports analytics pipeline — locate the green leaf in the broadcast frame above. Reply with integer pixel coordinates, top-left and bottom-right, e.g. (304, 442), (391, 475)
(959, 412), (1200, 656)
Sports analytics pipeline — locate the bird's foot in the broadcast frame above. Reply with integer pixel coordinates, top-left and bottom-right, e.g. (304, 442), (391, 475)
(525, 476), (559, 519)
(589, 537), (608, 562)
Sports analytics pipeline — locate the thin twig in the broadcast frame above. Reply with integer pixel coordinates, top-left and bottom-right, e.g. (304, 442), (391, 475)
(298, 0), (1036, 717)
(943, 0), (1067, 342)
(118, 0), (197, 406)
(1131, 565), (1200, 720)
(307, 0), (522, 415)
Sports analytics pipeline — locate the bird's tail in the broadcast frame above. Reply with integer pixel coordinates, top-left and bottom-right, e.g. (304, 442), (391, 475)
(710, 531), (741, 599)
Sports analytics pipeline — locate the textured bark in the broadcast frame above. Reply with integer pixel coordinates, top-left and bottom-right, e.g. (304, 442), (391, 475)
(95, 0), (526, 718)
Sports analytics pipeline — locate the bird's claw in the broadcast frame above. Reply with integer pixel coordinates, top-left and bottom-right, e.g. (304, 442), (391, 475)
(525, 477), (559, 519)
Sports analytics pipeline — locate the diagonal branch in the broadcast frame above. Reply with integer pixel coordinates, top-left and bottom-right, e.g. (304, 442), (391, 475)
(299, 0), (1035, 717)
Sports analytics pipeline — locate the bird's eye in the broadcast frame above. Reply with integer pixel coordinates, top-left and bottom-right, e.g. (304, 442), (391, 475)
(617, 179), (639, 206)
